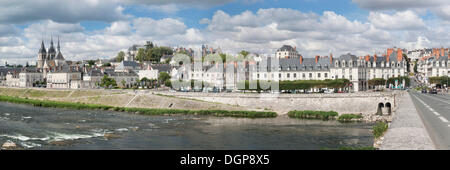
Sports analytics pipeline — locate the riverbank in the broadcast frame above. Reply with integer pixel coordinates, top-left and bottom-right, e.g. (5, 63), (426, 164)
(0, 95), (277, 118)
(0, 87), (258, 113)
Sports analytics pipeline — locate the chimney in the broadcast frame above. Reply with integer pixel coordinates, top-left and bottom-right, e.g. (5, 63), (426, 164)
(387, 48), (394, 57)
(365, 55), (370, 61)
(315, 55), (319, 63)
(294, 46), (297, 51)
(397, 50), (403, 61)
(330, 53), (333, 64)
(299, 55), (303, 64)
(441, 48), (444, 57)
(374, 54), (377, 62)
(386, 54), (390, 62)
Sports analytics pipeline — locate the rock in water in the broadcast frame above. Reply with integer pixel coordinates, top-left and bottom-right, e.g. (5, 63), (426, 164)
(104, 133), (121, 140)
(1, 141), (18, 150)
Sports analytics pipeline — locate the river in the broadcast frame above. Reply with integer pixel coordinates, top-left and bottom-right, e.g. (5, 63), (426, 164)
(0, 102), (374, 150)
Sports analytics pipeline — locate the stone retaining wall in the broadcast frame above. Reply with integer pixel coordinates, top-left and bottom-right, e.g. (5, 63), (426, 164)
(158, 91), (404, 115)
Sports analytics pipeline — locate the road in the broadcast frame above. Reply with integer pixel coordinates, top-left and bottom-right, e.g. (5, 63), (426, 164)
(409, 91), (450, 149)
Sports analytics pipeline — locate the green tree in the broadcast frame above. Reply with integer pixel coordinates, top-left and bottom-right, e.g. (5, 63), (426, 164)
(239, 50), (250, 57)
(102, 63), (111, 67)
(121, 80), (127, 88)
(220, 53), (227, 63)
(87, 60), (96, 66)
(135, 48), (146, 63)
(158, 72), (171, 83)
(116, 51), (125, 62)
(100, 75), (117, 88)
(413, 61), (418, 73)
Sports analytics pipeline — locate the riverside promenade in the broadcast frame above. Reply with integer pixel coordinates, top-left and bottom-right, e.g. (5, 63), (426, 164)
(379, 92), (435, 150)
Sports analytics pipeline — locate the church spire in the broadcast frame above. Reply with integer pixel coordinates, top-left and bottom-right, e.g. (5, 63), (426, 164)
(57, 36), (60, 52)
(50, 34), (54, 47)
(39, 39), (46, 54)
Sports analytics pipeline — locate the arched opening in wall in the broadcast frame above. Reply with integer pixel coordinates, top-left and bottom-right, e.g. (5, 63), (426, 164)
(385, 102), (392, 115)
(377, 103), (384, 115)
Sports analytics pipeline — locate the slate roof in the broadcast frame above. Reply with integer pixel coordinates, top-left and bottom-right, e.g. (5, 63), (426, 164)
(277, 45), (296, 52)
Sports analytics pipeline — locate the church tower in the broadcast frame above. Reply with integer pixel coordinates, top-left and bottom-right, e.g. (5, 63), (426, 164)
(37, 40), (47, 69)
(47, 36), (56, 60)
(55, 36), (65, 66)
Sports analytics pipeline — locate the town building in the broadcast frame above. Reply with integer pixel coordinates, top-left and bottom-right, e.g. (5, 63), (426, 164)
(417, 48), (450, 84)
(201, 45), (222, 57)
(19, 68), (44, 87)
(276, 45), (301, 59)
(46, 66), (82, 89)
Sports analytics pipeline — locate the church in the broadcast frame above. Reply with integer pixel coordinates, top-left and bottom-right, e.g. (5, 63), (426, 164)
(37, 36), (66, 69)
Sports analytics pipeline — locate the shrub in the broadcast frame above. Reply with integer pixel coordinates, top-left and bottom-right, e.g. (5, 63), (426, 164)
(338, 114), (363, 122)
(288, 110), (338, 120)
(373, 122), (388, 138)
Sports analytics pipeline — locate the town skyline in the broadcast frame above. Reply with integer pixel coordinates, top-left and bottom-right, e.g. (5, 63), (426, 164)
(2, 0), (450, 65)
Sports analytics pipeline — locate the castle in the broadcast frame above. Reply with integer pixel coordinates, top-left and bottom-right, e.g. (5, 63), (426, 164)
(37, 36), (66, 69)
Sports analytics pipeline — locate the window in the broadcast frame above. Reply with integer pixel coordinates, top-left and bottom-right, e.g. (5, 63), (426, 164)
(309, 73), (312, 78)
(279, 73), (281, 78)
(293, 73), (296, 78)
(325, 73), (328, 78)
(302, 73), (305, 78)
(318, 73), (321, 78)
(257, 74), (260, 79)
(287, 73), (290, 78)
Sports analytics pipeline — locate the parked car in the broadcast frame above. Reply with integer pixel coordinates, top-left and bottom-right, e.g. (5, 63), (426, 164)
(429, 89), (438, 94)
(421, 89), (427, 93)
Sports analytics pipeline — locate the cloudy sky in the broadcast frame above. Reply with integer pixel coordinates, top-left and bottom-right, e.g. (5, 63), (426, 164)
(1, 0), (450, 65)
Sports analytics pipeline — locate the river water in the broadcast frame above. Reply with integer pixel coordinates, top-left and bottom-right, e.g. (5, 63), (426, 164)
(0, 102), (374, 150)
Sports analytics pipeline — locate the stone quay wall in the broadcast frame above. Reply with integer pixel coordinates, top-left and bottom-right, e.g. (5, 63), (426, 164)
(157, 91), (404, 115)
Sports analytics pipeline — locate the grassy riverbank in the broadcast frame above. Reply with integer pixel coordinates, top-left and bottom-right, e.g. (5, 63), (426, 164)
(287, 110), (339, 120)
(338, 114), (364, 122)
(0, 95), (277, 118)
(373, 122), (388, 138)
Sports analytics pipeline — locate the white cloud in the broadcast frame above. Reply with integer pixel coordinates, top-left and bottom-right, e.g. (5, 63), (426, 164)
(369, 11), (426, 30)
(133, 18), (187, 37)
(105, 21), (133, 35)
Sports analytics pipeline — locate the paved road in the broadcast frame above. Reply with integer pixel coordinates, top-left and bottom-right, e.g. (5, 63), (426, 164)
(409, 91), (450, 149)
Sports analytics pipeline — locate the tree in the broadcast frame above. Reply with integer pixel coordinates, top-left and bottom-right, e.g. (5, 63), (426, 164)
(121, 80), (127, 88)
(100, 75), (117, 88)
(239, 50), (250, 57)
(387, 76), (410, 87)
(135, 48), (146, 63)
(413, 61), (418, 73)
(102, 63), (111, 67)
(403, 54), (411, 72)
(87, 60), (96, 66)
(158, 72), (171, 83)
(368, 78), (386, 87)
(116, 51), (125, 62)
(220, 53), (227, 63)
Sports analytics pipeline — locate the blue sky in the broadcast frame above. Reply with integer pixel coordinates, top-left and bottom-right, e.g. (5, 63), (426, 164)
(1, 0), (450, 65)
